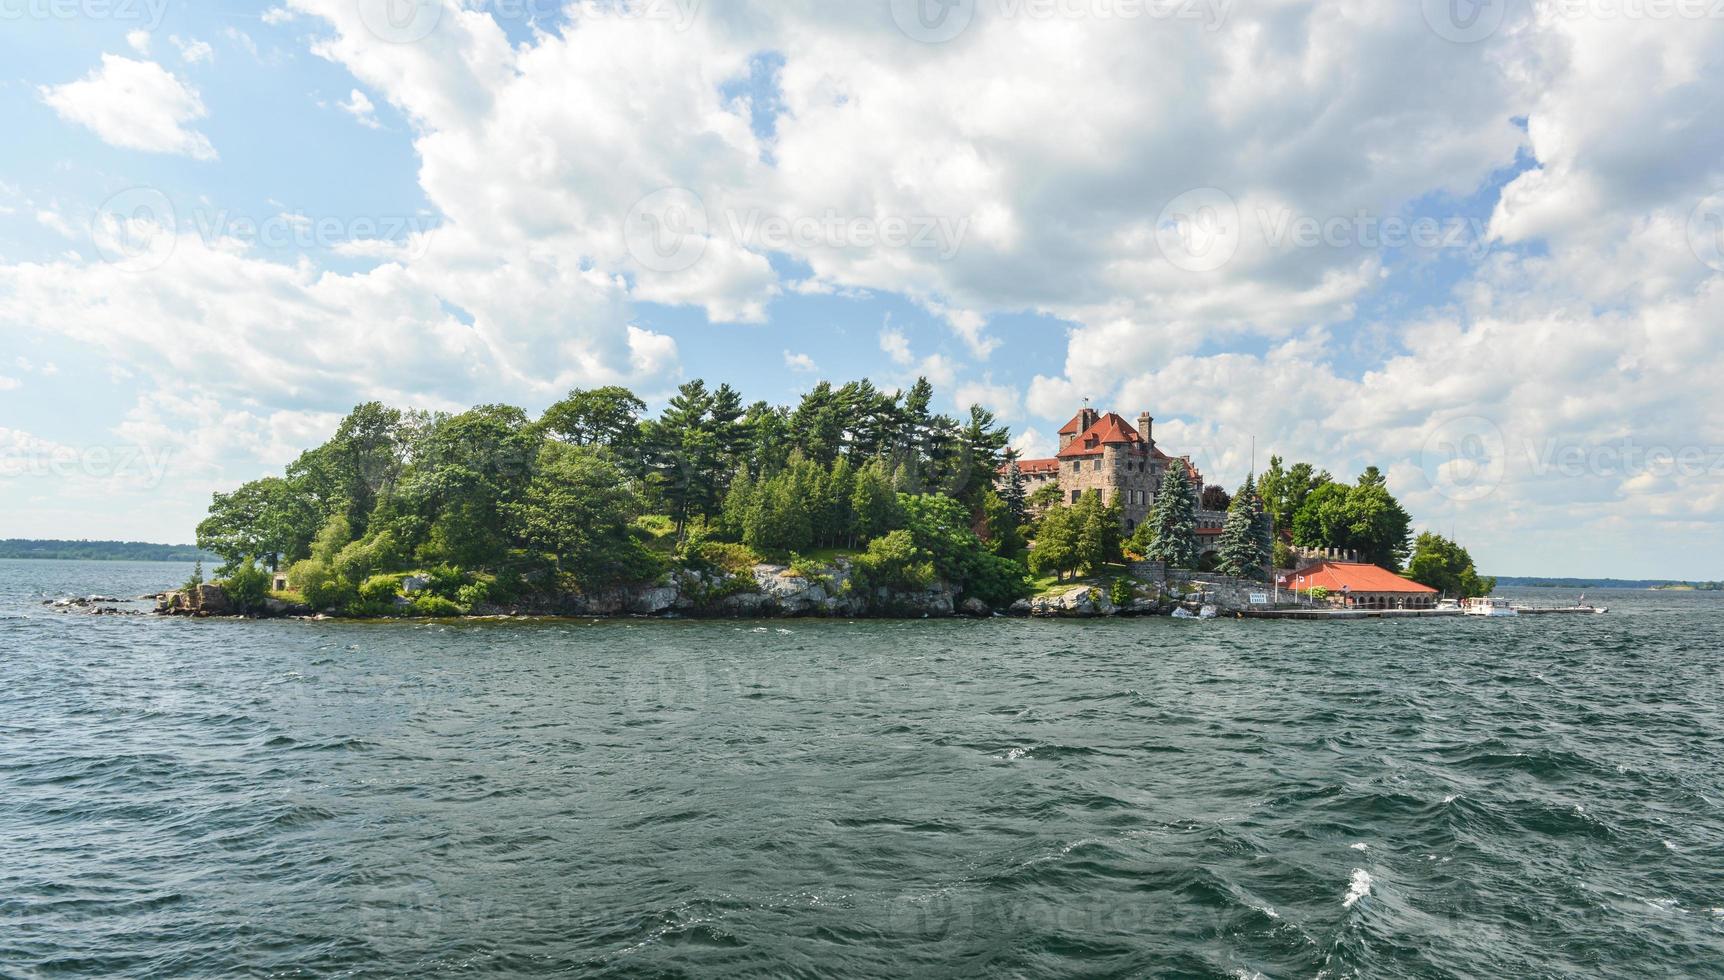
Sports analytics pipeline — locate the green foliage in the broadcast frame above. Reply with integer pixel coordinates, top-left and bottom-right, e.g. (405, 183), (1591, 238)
(1028, 504), (1079, 581)
(1406, 532), (1496, 598)
(539, 386), (646, 450)
(1108, 577), (1135, 607)
(852, 530), (935, 593)
(183, 561), (204, 594)
(1258, 456), (1333, 533)
(290, 557), (356, 612)
(898, 493), (1030, 606)
(219, 558), (271, 613)
(1290, 470), (1413, 569)
(359, 574), (404, 603)
(1215, 476), (1271, 581)
(411, 595), (465, 618)
(1309, 586), (1331, 602)
(1138, 463), (1200, 569)
(455, 582), (491, 608)
(508, 442), (663, 590)
(980, 489), (1026, 559)
(1027, 482), (1063, 511)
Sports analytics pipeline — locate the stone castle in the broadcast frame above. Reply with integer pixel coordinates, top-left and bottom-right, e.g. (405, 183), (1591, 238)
(1002, 406), (1229, 551)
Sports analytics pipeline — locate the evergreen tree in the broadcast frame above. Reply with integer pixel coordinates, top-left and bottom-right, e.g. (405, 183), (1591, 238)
(1138, 462), (1200, 568)
(850, 459), (903, 544)
(1000, 448), (1028, 528)
(1215, 476), (1268, 580)
(1074, 492), (1124, 573)
(1028, 504), (1079, 581)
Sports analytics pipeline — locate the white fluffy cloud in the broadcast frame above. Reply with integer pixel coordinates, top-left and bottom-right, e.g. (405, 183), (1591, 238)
(5, 1), (1722, 570)
(40, 55), (217, 160)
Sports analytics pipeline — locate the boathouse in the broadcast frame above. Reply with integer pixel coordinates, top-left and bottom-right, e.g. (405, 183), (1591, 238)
(1281, 561), (1439, 610)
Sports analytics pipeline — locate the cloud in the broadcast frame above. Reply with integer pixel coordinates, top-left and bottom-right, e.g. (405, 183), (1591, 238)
(171, 35), (214, 65)
(39, 55), (217, 160)
(782, 350), (817, 373)
(340, 88), (381, 129)
(35, 209), (76, 239)
(126, 30), (151, 55)
(879, 326), (913, 366)
(954, 377), (1022, 420)
(0, 376), (19, 391)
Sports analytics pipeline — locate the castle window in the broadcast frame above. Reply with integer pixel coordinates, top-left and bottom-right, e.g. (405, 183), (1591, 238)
(1093, 459), (1102, 471)
(1071, 490), (1081, 504)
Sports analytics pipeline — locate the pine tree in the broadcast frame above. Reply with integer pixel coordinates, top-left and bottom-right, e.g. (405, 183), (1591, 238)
(1141, 462), (1199, 568)
(1216, 475), (1272, 580)
(1000, 448), (1028, 528)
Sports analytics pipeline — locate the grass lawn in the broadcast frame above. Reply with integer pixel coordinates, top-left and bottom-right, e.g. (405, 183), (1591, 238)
(1030, 563), (1136, 597)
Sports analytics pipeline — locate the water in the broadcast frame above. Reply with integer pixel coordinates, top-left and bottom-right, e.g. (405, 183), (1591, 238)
(3, 559), (1723, 978)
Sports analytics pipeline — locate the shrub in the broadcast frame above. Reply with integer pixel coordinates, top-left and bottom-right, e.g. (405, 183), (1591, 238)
(410, 595), (464, 617)
(963, 552), (1033, 609)
(455, 582), (490, 608)
(1109, 577), (1135, 607)
(290, 558), (357, 612)
(686, 539), (760, 576)
(221, 559), (272, 613)
(853, 530), (935, 594)
(427, 564), (468, 598)
(359, 574), (404, 603)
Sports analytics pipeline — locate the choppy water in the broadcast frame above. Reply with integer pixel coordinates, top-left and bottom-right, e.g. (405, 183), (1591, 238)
(3, 559), (1723, 978)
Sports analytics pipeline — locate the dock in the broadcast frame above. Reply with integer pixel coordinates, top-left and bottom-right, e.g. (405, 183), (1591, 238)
(1238, 608), (1462, 620)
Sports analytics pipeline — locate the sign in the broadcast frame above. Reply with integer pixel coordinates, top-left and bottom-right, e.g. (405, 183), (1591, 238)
(1249, 592), (1269, 605)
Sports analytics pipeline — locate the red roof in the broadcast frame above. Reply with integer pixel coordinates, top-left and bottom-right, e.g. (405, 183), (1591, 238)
(999, 457), (1060, 476)
(1280, 561), (1437, 594)
(1057, 413), (1146, 459)
(1058, 410), (1093, 436)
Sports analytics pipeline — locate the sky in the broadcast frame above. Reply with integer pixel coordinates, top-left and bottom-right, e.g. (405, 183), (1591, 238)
(0, 0), (1721, 578)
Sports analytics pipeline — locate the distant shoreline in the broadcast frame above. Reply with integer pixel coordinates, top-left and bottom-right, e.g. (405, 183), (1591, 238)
(0, 540), (214, 563)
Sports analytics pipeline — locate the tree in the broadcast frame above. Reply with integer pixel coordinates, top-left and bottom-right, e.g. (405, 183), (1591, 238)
(507, 443), (660, 589)
(1200, 484), (1232, 511)
(646, 381), (722, 536)
(1215, 476), (1270, 580)
(1027, 481), (1063, 513)
(1291, 482), (1352, 551)
(1073, 492), (1124, 574)
(1000, 448), (1028, 528)
(1406, 532), (1495, 598)
(1028, 504), (1079, 581)
(1258, 455), (1332, 533)
(1138, 462), (1200, 568)
(850, 459), (903, 544)
(1343, 476), (1413, 570)
(197, 476), (317, 572)
(539, 386), (645, 450)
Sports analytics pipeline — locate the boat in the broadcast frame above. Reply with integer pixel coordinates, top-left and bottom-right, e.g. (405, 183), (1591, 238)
(1464, 597), (1518, 617)
(1436, 598), (1462, 611)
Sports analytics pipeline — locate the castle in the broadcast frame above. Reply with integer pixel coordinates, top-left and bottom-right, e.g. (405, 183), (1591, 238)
(1002, 406), (1229, 552)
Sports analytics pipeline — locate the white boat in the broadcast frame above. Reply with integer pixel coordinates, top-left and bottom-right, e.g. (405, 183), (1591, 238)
(1437, 598), (1462, 611)
(1464, 597), (1518, 617)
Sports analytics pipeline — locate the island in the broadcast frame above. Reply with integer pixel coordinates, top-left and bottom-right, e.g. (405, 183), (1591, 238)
(159, 379), (1494, 620)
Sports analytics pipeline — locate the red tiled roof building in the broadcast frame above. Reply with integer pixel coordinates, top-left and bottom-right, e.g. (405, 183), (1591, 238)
(999, 405), (1224, 540)
(1279, 561), (1440, 610)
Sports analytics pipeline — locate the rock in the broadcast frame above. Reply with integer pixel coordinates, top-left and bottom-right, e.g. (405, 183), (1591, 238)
(628, 586), (680, 616)
(402, 575), (431, 594)
(194, 584), (232, 616)
(960, 597), (990, 617)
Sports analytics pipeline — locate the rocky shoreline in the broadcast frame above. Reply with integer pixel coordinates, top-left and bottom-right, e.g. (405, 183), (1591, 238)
(66, 560), (1248, 622)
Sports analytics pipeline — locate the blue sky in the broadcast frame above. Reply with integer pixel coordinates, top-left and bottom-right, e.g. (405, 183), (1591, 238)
(1, 0), (1721, 578)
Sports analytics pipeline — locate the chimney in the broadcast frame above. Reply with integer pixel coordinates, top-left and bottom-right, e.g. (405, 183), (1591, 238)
(1138, 413), (1154, 446)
